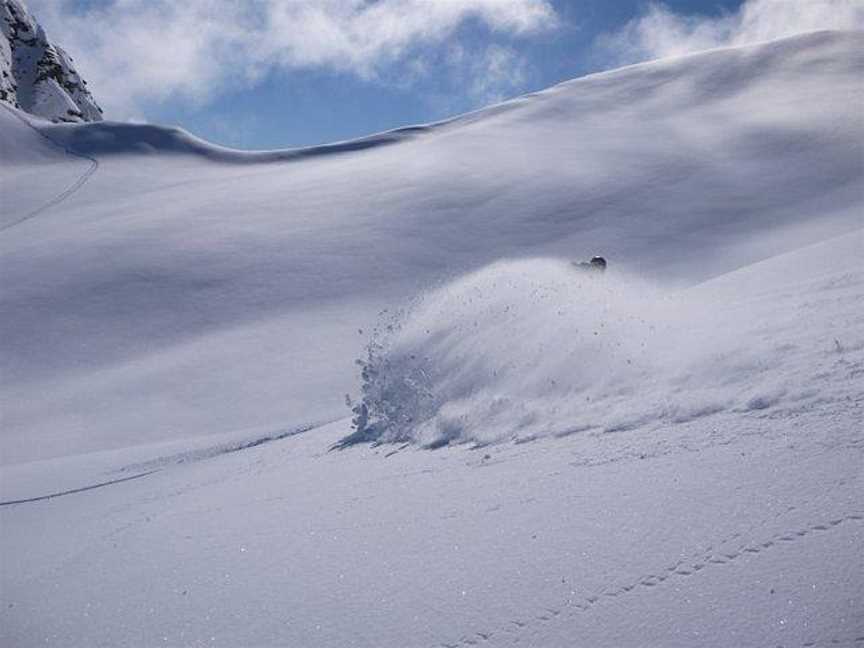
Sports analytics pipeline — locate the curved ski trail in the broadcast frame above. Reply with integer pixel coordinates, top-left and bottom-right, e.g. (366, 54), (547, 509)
(0, 104), (99, 233)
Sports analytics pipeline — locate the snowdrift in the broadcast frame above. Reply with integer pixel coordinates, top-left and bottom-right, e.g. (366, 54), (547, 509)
(347, 229), (864, 448)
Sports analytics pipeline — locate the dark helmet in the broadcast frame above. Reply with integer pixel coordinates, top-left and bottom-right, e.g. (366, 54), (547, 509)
(590, 256), (607, 270)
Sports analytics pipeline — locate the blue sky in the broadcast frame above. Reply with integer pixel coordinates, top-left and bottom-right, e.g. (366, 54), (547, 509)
(153, 0), (743, 149)
(28, 0), (858, 150)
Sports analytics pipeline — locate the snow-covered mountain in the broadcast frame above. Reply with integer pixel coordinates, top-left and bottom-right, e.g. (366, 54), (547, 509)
(1, 0), (101, 123)
(0, 28), (862, 648)
(1, 29), (861, 464)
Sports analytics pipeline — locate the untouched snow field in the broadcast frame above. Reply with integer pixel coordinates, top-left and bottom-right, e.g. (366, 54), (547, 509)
(1, 31), (863, 647)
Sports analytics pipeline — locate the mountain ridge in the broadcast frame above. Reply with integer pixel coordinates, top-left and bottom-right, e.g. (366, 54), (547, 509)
(1, 0), (102, 123)
(19, 29), (861, 163)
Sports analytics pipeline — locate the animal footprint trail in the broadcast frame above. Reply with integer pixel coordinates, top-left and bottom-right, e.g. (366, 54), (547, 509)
(802, 635), (864, 647)
(437, 512), (864, 647)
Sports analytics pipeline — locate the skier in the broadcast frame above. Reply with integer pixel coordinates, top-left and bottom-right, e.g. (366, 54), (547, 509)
(573, 256), (607, 273)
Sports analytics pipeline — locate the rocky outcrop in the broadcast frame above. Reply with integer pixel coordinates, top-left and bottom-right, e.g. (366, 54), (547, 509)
(1, 0), (102, 122)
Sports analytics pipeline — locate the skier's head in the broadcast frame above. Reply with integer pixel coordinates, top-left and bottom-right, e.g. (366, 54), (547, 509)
(590, 256), (607, 271)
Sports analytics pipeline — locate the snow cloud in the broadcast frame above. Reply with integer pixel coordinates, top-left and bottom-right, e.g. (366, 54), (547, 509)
(597, 0), (864, 66)
(26, 0), (558, 119)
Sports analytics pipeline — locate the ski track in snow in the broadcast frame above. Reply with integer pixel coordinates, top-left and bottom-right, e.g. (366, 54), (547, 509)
(0, 103), (98, 233)
(114, 421), (322, 474)
(438, 512), (864, 648)
(0, 469), (159, 506)
(0, 422), (321, 507)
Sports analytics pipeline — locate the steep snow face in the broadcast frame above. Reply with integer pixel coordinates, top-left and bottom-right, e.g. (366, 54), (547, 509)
(0, 31), (862, 463)
(0, 0), (102, 123)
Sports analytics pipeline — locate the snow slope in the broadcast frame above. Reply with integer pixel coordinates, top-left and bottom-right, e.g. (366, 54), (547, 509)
(1, 30), (862, 464)
(1, 228), (862, 646)
(0, 29), (863, 648)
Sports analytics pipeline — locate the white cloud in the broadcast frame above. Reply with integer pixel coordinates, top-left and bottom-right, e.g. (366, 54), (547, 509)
(597, 0), (864, 66)
(26, 0), (558, 119)
(468, 44), (528, 106)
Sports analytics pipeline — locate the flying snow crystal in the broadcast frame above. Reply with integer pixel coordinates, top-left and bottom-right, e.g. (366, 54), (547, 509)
(345, 250), (863, 448)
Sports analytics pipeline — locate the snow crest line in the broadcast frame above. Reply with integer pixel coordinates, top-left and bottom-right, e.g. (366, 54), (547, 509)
(0, 103), (99, 233)
(116, 421), (325, 474)
(0, 423), (323, 507)
(437, 512), (864, 648)
(0, 469), (160, 507)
